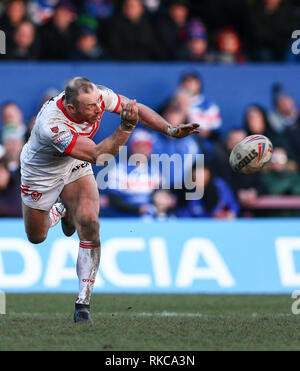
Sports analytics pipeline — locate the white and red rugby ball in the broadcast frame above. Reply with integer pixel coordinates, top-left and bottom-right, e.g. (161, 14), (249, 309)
(229, 135), (273, 175)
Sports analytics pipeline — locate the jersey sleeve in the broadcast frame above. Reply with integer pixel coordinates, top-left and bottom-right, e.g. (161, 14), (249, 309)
(97, 85), (121, 113)
(40, 121), (78, 154)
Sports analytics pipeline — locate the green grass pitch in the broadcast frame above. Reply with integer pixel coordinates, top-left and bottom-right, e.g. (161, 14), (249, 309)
(0, 293), (299, 351)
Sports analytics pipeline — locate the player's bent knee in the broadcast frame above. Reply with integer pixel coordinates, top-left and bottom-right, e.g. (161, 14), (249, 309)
(27, 232), (47, 244)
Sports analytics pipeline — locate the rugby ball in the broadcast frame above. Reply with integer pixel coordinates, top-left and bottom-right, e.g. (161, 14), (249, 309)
(229, 135), (273, 175)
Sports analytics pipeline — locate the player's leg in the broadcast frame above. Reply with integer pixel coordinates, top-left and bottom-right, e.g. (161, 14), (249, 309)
(22, 201), (66, 244)
(21, 178), (66, 244)
(60, 174), (100, 323)
(22, 203), (51, 244)
(60, 204), (76, 237)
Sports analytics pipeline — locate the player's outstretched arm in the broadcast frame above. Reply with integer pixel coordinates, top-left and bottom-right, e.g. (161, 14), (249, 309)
(117, 95), (200, 138)
(67, 100), (139, 164)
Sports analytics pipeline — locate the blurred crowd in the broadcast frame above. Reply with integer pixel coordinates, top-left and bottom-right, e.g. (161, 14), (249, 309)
(0, 0), (300, 62)
(1, 70), (300, 219)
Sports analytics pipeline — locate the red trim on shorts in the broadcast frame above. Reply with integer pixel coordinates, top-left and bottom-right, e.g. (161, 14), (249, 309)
(20, 185), (30, 195)
(64, 134), (78, 155)
(56, 96), (85, 124)
(113, 94), (121, 113)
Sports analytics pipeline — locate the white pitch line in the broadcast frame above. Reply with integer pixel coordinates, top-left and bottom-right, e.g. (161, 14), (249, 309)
(133, 312), (203, 317)
(5, 312), (294, 318)
(118, 312), (293, 318)
(6, 311), (203, 318)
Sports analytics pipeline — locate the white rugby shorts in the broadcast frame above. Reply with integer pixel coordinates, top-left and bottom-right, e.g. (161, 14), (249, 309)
(21, 160), (94, 211)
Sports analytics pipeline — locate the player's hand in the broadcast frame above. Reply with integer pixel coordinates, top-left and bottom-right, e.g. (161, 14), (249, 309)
(120, 99), (139, 132)
(167, 123), (200, 138)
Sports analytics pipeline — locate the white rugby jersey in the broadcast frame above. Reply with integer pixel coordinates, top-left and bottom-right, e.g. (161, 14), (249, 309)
(20, 85), (120, 180)
(187, 94), (221, 131)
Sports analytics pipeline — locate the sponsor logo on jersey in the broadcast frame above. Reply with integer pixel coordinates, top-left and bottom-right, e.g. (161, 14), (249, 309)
(52, 131), (73, 152)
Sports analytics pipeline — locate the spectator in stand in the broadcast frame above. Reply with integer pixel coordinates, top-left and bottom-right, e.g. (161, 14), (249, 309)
(38, 0), (78, 60)
(286, 115), (300, 168)
(172, 71), (222, 160)
(212, 128), (263, 216)
(151, 189), (177, 220)
(244, 104), (273, 138)
(6, 20), (39, 60)
(248, 0), (295, 61)
(27, 0), (59, 25)
(244, 103), (297, 162)
(155, 0), (190, 60)
(77, 1), (114, 52)
(185, 17), (208, 61)
(107, 0), (167, 60)
(150, 101), (201, 211)
(206, 27), (246, 64)
(1, 101), (27, 142)
(268, 92), (299, 133)
(152, 102), (201, 189)
(189, 0), (253, 56)
(261, 147), (300, 196)
(260, 147), (300, 216)
(0, 154), (22, 218)
(104, 128), (160, 217)
(177, 164), (239, 218)
(0, 126), (23, 218)
(143, 0), (162, 16)
(68, 27), (109, 60)
(2, 129), (24, 173)
(0, 0), (27, 46)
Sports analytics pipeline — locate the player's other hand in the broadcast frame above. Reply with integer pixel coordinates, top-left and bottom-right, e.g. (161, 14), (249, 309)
(168, 123), (200, 138)
(120, 100), (139, 131)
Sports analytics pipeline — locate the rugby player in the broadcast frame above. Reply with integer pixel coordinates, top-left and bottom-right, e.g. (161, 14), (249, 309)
(20, 77), (199, 323)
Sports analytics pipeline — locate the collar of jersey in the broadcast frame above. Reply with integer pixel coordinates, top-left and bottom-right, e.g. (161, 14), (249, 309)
(56, 95), (85, 124)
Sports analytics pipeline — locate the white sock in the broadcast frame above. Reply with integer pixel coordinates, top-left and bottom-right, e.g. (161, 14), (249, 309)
(48, 203), (65, 228)
(76, 241), (101, 305)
